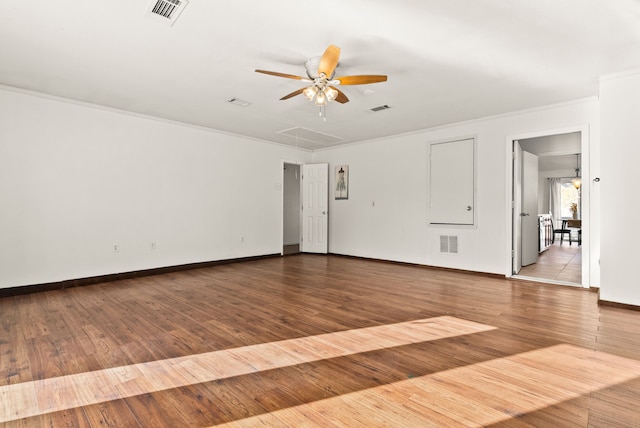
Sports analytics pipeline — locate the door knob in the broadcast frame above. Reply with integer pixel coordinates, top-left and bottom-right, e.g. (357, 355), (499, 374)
(520, 213), (530, 216)
(322, 211), (326, 215)
(466, 206), (472, 211)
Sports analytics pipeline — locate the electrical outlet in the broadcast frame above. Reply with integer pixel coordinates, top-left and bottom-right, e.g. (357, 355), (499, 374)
(151, 242), (157, 250)
(241, 236), (245, 243)
(113, 244), (119, 253)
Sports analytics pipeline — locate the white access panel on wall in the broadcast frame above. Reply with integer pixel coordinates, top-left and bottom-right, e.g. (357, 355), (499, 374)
(429, 138), (475, 225)
(301, 163), (328, 253)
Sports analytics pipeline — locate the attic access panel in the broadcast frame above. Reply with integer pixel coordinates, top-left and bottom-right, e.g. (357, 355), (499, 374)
(277, 127), (348, 149)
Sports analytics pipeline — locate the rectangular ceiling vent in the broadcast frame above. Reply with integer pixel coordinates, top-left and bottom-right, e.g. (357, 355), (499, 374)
(145, 0), (188, 26)
(440, 235), (459, 254)
(226, 98), (251, 108)
(371, 104), (391, 112)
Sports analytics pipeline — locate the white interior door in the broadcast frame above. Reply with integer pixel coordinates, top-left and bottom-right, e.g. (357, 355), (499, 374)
(521, 151), (539, 266)
(513, 141), (523, 274)
(301, 163), (328, 253)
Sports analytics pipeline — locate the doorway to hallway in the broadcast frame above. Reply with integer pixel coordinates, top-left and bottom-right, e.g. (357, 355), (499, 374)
(283, 162), (301, 255)
(511, 130), (586, 287)
(282, 162), (330, 255)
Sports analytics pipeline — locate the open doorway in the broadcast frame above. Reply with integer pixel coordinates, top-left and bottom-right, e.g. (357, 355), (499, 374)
(282, 162), (330, 255)
(512, 131), (584, 286)
(283, 163), (301, 255)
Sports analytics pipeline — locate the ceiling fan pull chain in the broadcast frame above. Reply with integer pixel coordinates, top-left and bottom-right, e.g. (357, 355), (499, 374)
(319, 105), (327, 121)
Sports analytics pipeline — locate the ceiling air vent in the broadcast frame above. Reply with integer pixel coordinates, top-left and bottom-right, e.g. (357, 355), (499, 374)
(226, 98), (251, 108)
(371, 104), (391, 112)
(145, 0), (188, 26)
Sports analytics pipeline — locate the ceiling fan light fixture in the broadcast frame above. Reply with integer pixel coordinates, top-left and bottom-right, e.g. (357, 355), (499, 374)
(303, 86), (317, 101)
(324, 87), (338, 101)
(315, 90), (327, 106)
(255, 44), (387, 119)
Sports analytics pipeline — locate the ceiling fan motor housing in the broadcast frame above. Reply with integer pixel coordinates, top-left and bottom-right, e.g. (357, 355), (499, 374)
(305, 57), (335, 79)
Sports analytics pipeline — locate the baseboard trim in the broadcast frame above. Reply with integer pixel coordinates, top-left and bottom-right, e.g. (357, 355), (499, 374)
(329, 253), (505, 280)
(598, 299), (640, 311)
(0, 254), (281, 298)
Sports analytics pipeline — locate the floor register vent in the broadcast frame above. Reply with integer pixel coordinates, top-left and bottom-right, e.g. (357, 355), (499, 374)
(440, 235), (459, 254)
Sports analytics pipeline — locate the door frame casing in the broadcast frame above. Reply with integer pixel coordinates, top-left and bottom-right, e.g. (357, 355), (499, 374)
(505, 125), (590, 288)
(513, 140), (523, 275)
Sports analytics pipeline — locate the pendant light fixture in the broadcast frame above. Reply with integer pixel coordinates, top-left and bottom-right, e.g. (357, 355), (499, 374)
(571, 153), (582, 189)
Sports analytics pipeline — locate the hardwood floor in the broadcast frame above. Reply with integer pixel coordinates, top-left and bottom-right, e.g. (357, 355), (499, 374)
(519, 242), (582, 284)
(1, 255), (639, 427)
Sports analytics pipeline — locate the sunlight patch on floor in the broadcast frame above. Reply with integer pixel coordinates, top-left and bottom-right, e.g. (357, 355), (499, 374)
(0, 316), (494, 423)
(214, 344), (640, 427)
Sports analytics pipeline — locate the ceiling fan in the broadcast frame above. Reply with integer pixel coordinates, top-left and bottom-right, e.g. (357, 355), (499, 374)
(255, 45), (387, 117)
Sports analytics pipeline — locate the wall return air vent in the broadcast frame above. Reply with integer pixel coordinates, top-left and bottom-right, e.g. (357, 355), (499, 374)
(145, 0), (188, 26)
(440, 235), (459, 254)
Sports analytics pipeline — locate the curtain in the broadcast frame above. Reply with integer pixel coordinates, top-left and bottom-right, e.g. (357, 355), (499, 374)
(548, 178), (563, 225)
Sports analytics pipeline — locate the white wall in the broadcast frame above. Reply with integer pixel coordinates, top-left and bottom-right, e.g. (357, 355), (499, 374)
(0, 86), (608, 297)
(0, 88), (312, 289)
(599, 70), (640, 306)
(313, 99), (599, 277)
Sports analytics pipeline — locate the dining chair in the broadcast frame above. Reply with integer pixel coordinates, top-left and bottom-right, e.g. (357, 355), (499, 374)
(550, 216), (572, 245)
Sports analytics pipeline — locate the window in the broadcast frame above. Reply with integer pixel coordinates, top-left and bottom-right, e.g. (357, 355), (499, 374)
(560, 179), (580, 218)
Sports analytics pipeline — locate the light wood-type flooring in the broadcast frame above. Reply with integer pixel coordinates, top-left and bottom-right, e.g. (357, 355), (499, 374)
(519, 242), (582, 284)
(1, 255), (639, 427)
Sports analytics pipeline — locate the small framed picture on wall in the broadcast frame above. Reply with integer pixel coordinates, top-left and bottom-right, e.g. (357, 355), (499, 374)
(335, 165), (349, 200)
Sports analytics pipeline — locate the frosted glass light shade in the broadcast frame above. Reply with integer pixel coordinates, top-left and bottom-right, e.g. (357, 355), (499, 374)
(303, 86), (317, 100)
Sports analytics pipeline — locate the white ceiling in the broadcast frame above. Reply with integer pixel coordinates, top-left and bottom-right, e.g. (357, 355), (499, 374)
(2, 1), (640, 150)
(519, 132), (581, 172)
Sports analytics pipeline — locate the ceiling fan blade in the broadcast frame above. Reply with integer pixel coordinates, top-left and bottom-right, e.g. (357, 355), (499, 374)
(330, 87), (349, 104)
(318, 45), (341, 77)
(334, 75), (388, 85)
(280, 88), (305, 101)
(255, 69), (309, 81)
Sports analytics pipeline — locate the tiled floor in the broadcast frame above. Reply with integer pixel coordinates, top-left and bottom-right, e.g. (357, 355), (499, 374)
(519, 241), (582, 284)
